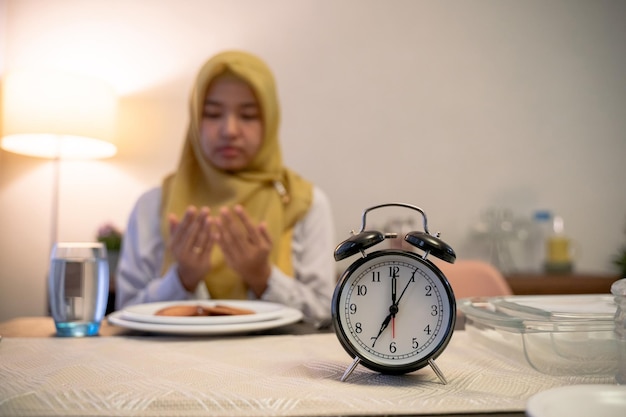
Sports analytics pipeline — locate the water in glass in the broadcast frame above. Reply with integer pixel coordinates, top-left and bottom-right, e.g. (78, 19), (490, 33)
(49, 242), (109, 336)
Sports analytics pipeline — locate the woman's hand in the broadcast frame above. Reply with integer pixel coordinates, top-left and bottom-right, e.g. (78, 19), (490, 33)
(168, 206), (216, 292)
(215, 205), (272, 297)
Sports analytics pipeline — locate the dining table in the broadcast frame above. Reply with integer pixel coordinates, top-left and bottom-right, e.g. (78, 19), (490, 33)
(0, 314), (616, 417)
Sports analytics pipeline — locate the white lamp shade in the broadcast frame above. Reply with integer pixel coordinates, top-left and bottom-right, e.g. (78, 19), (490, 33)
(1, 70), (118, 159)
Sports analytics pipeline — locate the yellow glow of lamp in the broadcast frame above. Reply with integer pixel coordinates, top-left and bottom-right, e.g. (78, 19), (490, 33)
(1, 70), (118, 246)
(1, 70), (118, 159)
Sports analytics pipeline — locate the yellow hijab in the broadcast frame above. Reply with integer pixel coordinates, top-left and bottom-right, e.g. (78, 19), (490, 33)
(160, 50), (313, 298)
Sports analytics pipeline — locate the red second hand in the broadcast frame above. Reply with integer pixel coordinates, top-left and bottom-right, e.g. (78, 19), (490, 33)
(392, 316), (395, 338)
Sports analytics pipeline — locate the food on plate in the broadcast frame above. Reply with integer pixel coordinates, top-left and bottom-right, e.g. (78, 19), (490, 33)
(155, 305), (205, 316)
(202, 305), (255, 316)
(155, 304), (255, 317)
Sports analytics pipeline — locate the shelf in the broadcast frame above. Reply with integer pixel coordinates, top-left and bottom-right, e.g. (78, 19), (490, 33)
(504, 273), (620, 295)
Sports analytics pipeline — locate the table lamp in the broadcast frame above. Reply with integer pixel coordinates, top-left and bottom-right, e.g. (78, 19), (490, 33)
(1, 70), (118, 245)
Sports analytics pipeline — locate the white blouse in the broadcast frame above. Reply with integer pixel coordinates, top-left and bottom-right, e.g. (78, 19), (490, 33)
(115, 186), (336, 322)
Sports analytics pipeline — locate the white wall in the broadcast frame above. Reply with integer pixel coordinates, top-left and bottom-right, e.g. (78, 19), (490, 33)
(1, 0), (625, 321)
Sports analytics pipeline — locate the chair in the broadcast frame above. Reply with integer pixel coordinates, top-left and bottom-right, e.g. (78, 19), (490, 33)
(434, 259), (513, 299)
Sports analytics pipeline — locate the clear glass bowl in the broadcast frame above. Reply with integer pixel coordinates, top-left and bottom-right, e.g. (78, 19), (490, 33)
(459, 294), (618, 376)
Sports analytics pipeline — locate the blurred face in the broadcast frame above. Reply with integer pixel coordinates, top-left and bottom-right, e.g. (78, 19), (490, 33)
(200, 77), (263, 171)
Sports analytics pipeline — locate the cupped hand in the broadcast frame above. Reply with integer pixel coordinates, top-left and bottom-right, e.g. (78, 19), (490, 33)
(168, 206), (216, 292)
(215, 205), (272, 297)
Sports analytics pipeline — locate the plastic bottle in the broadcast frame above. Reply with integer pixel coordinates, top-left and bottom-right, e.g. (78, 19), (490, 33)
(544, 215), (574, 273)
(612, 278), (626, 385)
(529, 210), (552, 273)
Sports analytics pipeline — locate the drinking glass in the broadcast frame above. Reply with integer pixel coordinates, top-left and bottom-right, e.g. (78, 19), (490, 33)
(612, 278), (626, 384)
(48, 242), (109, 337)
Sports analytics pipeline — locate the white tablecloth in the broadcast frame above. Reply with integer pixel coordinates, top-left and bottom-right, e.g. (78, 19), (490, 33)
(0, 332), (613, 416)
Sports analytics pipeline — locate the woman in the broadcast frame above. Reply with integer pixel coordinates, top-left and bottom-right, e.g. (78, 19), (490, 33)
(115, 50), (335, 322)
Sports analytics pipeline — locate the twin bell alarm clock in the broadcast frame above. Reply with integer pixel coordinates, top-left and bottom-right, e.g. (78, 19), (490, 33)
(331, 203), (457, 383)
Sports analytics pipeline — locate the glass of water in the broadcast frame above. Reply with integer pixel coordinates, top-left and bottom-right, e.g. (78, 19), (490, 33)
(49, 242), (109, 337)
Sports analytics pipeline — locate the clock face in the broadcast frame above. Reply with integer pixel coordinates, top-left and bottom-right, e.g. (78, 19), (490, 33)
(332, 250), (456, 374)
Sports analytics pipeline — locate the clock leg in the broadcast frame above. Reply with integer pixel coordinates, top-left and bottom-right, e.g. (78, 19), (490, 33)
(340, 357), (361, 382)
(428, 359), (448, 385)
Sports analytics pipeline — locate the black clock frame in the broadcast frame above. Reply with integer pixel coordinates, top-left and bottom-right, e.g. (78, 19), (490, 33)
(331, 249), (457, 375)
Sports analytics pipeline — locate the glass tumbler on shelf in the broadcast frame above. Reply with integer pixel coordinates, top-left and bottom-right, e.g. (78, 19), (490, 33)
(48, 242), (109, 337)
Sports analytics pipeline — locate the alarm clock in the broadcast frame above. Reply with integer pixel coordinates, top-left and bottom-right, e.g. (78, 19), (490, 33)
(331, 203), (457, 383)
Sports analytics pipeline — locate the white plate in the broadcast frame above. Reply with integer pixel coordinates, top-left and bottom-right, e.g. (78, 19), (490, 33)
(108, 307), (303, 335)
(120, 300), (286, 325)
(527, 385), (626, 417)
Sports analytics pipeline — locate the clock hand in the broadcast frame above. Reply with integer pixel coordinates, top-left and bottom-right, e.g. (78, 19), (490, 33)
(390, 275), (397, 338)
(395, 269), (417, 306)
(370, 312), (392, 348)
(372, 269), (417, 347)
(371, 301), (400, 347)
